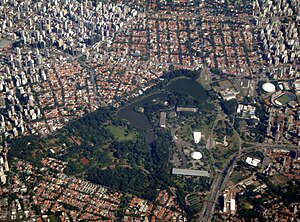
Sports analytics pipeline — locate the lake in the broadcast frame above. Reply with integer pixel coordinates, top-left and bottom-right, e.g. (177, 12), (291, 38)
(117, 92), (169, 144)
(167, 78), (213, 110)
(117, 92), (169, 129)
(117, 78), (213, 143)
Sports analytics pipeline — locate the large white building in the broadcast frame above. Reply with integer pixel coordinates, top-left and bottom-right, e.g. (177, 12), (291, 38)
(262, 82), (276, 93)
(193, 132), (202, 143)
(191, 151), (203, 160)
(245, 157), (261, 167)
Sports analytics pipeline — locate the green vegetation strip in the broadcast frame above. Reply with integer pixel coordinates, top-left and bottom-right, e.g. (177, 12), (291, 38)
(105, 125), (136, 141)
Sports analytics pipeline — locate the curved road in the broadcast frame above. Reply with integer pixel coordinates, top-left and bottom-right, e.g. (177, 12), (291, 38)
(196, 120), (242, 222)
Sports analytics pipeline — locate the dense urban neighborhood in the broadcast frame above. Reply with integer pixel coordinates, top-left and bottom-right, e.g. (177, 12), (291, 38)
(0, 0), (300, 221)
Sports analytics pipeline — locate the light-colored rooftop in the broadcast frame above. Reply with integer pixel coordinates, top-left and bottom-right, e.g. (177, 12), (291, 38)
(172, 168), (209, 177)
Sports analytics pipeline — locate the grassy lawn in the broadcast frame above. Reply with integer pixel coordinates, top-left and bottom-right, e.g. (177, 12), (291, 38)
(44, 137), (61, 147)
(177, 124), (193, 142)
(230, 171), (245, 184)
(193, 120), (213, 139)
(212, 133), (239, 167)
(197, 67), (212, 90)
(276, 94), (292, 105)
(174, 178), (188, 189)
(231, 133), (240, 147)
(105, 125), (136, 141)
(241, 200), (253, 209)
(271, 174), (289, 186)
(48, 215), (59, 222)
(212, 126), (238, 156)
(179, 112), (216, 141)
(214, 161), (224, 170)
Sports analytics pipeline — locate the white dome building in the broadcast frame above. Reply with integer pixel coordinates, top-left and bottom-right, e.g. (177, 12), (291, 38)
(262, 82), (276, 93)
(191, 151), (203, 160)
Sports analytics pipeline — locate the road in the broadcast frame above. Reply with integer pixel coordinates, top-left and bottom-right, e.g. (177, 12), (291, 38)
(195, 118), (300, 222)
(196, 119), (242, 222)
(197, 145), (241, 222)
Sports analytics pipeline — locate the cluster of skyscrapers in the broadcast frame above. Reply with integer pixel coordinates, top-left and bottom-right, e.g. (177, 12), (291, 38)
(253, 0), (300, 79)
(0, 0), (143, 144)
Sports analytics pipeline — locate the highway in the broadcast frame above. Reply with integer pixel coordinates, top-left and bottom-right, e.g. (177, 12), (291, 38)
(194, 118), (300, 222)
(196, 119), (242, 222)
(196, 150), (240, 222)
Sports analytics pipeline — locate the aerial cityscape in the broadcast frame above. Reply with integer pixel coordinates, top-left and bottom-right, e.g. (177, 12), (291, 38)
(0, 0), (300, 221)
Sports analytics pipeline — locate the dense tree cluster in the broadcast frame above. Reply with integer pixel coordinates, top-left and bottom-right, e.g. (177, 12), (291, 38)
(9, 70), (213, 215)
(162, 69), (200, 80)
(220, 99), (238, 115)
